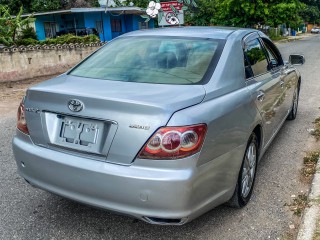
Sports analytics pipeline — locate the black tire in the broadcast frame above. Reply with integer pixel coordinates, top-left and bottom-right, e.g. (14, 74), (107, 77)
(287, 85), (300, 120)
(227, 133), (258, 208)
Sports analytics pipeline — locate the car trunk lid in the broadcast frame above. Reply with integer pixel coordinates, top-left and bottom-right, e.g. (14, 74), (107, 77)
(24, 75), (206, 165)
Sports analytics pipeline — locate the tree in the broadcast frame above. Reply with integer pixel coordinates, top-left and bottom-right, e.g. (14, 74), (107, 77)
(212, 0), (271, 27)
(30, 0), (61, 12)
(300, 0), (320, 23)
(185, 0), (216, 26)
(268, 1), (306, 28)
(0, 0), (32, 14)
(0, 5), (35, 45)
(185, 0), (307, 28)
(62, 0), (100, 8)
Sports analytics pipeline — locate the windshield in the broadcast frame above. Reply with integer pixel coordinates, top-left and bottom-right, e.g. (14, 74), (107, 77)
(69, 36), (225, 85)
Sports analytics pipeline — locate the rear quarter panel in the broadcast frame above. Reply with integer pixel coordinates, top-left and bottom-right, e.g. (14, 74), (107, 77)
(167, 87), (261, 167)
(167, 86), (262, 207)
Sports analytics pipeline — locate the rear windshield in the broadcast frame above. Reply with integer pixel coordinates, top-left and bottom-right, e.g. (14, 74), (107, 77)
(69, 36), (225, 85)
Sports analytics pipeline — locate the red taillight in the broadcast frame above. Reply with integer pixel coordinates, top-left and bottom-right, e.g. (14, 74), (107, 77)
(17, 100), (29, 135)
(138, 124), (207, 160)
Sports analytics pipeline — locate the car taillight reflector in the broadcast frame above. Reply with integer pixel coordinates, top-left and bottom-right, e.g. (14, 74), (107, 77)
(17, 101), (29, 135)
(138, 124), (207, 160)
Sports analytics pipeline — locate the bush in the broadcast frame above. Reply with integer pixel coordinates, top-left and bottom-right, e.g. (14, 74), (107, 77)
(267, 27), (281, 40)
(54, 34), (77, 44)
(64, 35), (83, 44)
(83, 34), (99, 43)
(20, 27), (38, 40)
(0, 37), (13, 46)
(39, 38), (57, 45)
(15, 38), (39, 46)
(7, 33), (101, 46)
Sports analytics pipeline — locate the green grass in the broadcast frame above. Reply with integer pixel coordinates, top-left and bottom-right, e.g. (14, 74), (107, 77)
(285, 194), (309, 217)
(310, 117), (320, 141)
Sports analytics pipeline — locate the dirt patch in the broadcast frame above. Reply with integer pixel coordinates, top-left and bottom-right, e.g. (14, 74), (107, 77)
(0, 74), (58, 117)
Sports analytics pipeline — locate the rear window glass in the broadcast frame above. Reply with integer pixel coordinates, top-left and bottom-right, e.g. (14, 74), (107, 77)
(69, 37), (224, 85)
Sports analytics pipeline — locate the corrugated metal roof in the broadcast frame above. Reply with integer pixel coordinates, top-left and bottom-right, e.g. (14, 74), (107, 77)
(21, 10), (71, 17)
(21, 7), (145, 17)
(71, 7), (144, 13)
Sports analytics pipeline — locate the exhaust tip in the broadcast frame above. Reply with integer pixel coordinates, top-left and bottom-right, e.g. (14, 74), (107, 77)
(143, 217), (188, 225)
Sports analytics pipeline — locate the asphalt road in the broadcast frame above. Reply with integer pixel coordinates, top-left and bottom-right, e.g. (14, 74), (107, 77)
(1, 35), (320, 240)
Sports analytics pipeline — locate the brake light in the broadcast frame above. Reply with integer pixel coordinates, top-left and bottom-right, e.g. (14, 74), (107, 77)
(17, 100), (29, 135)
(138, 124), (207, 160)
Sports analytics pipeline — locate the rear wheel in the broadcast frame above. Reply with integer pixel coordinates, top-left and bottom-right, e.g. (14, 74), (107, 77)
(227, 133), (258, 208)
(287, 85), (299, 120)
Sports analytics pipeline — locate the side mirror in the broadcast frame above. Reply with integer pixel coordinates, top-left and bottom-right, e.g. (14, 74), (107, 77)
(289, 54), (305, 65)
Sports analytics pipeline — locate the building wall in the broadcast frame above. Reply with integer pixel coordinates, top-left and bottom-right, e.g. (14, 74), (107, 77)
(125, 15), (134, 32)
(35, 18), (46, 40)
(84, 12), (112, 41)
(34, 12), (155, 41)
(0, 43), (105, 82)
(132, 15), (154, 30)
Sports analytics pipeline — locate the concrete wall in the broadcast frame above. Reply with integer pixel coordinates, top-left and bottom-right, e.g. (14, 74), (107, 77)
(0, 42), (105, 82)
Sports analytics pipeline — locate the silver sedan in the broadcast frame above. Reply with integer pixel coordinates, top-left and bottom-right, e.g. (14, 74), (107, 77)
(12, 27), (304, 225)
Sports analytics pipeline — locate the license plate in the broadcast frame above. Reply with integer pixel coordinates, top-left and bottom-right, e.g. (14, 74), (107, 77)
(61, 119), (99, 146)
(52, 115), (107, 155)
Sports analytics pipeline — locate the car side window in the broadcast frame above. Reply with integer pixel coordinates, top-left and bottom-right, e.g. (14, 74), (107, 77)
(244, 54), (254, 79)
(244, 38), (269, 77)
(261, 38), (284, 68)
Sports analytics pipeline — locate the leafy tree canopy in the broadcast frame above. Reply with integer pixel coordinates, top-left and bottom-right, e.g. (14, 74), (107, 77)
(0, 5), (35, 45)
(1, 0), (320, 29)
(202, 0), (306, 27)
(30, 0), (61, 12)
(0, 0), (99, 14)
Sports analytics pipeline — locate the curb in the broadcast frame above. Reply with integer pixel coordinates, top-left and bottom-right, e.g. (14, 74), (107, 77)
(279, 37), (303, 43)
(275, 34), (315, 43)
(297, 160), (320, 240)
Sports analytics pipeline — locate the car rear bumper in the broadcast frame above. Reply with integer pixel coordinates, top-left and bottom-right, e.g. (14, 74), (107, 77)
(12, 130), (244, 225)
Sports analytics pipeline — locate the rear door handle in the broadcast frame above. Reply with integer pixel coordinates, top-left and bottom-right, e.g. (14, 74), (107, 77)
(257, 91), (265, 102)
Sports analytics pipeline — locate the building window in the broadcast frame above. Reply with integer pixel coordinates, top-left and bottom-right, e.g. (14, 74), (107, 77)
(96, 21), (103, 33)
(111, 19), (122, 32)
(44, 22), (57, 39)
(139, 22), (149, 30)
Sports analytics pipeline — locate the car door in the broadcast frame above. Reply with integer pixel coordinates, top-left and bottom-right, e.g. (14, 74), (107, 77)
(244, 36), (282, 145)
(260, 37), (295, 122)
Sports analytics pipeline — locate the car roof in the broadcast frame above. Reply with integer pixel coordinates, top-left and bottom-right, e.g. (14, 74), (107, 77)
(121, 26), (256, 40)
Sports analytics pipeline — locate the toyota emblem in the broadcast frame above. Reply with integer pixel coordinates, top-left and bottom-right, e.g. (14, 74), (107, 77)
(68, 99), (84, 112)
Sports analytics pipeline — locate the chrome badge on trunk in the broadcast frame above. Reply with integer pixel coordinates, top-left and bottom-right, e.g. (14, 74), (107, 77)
(68, 99), (84, 112)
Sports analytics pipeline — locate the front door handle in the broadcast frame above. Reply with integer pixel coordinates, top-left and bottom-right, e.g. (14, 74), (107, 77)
(257, 91), (265, 102)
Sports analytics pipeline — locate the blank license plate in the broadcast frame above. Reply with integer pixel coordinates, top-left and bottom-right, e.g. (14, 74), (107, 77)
(52, 115), (106, 154)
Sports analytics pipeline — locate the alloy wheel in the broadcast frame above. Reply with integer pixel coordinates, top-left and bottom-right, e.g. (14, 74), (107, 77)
(241, 142), (257, 198)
